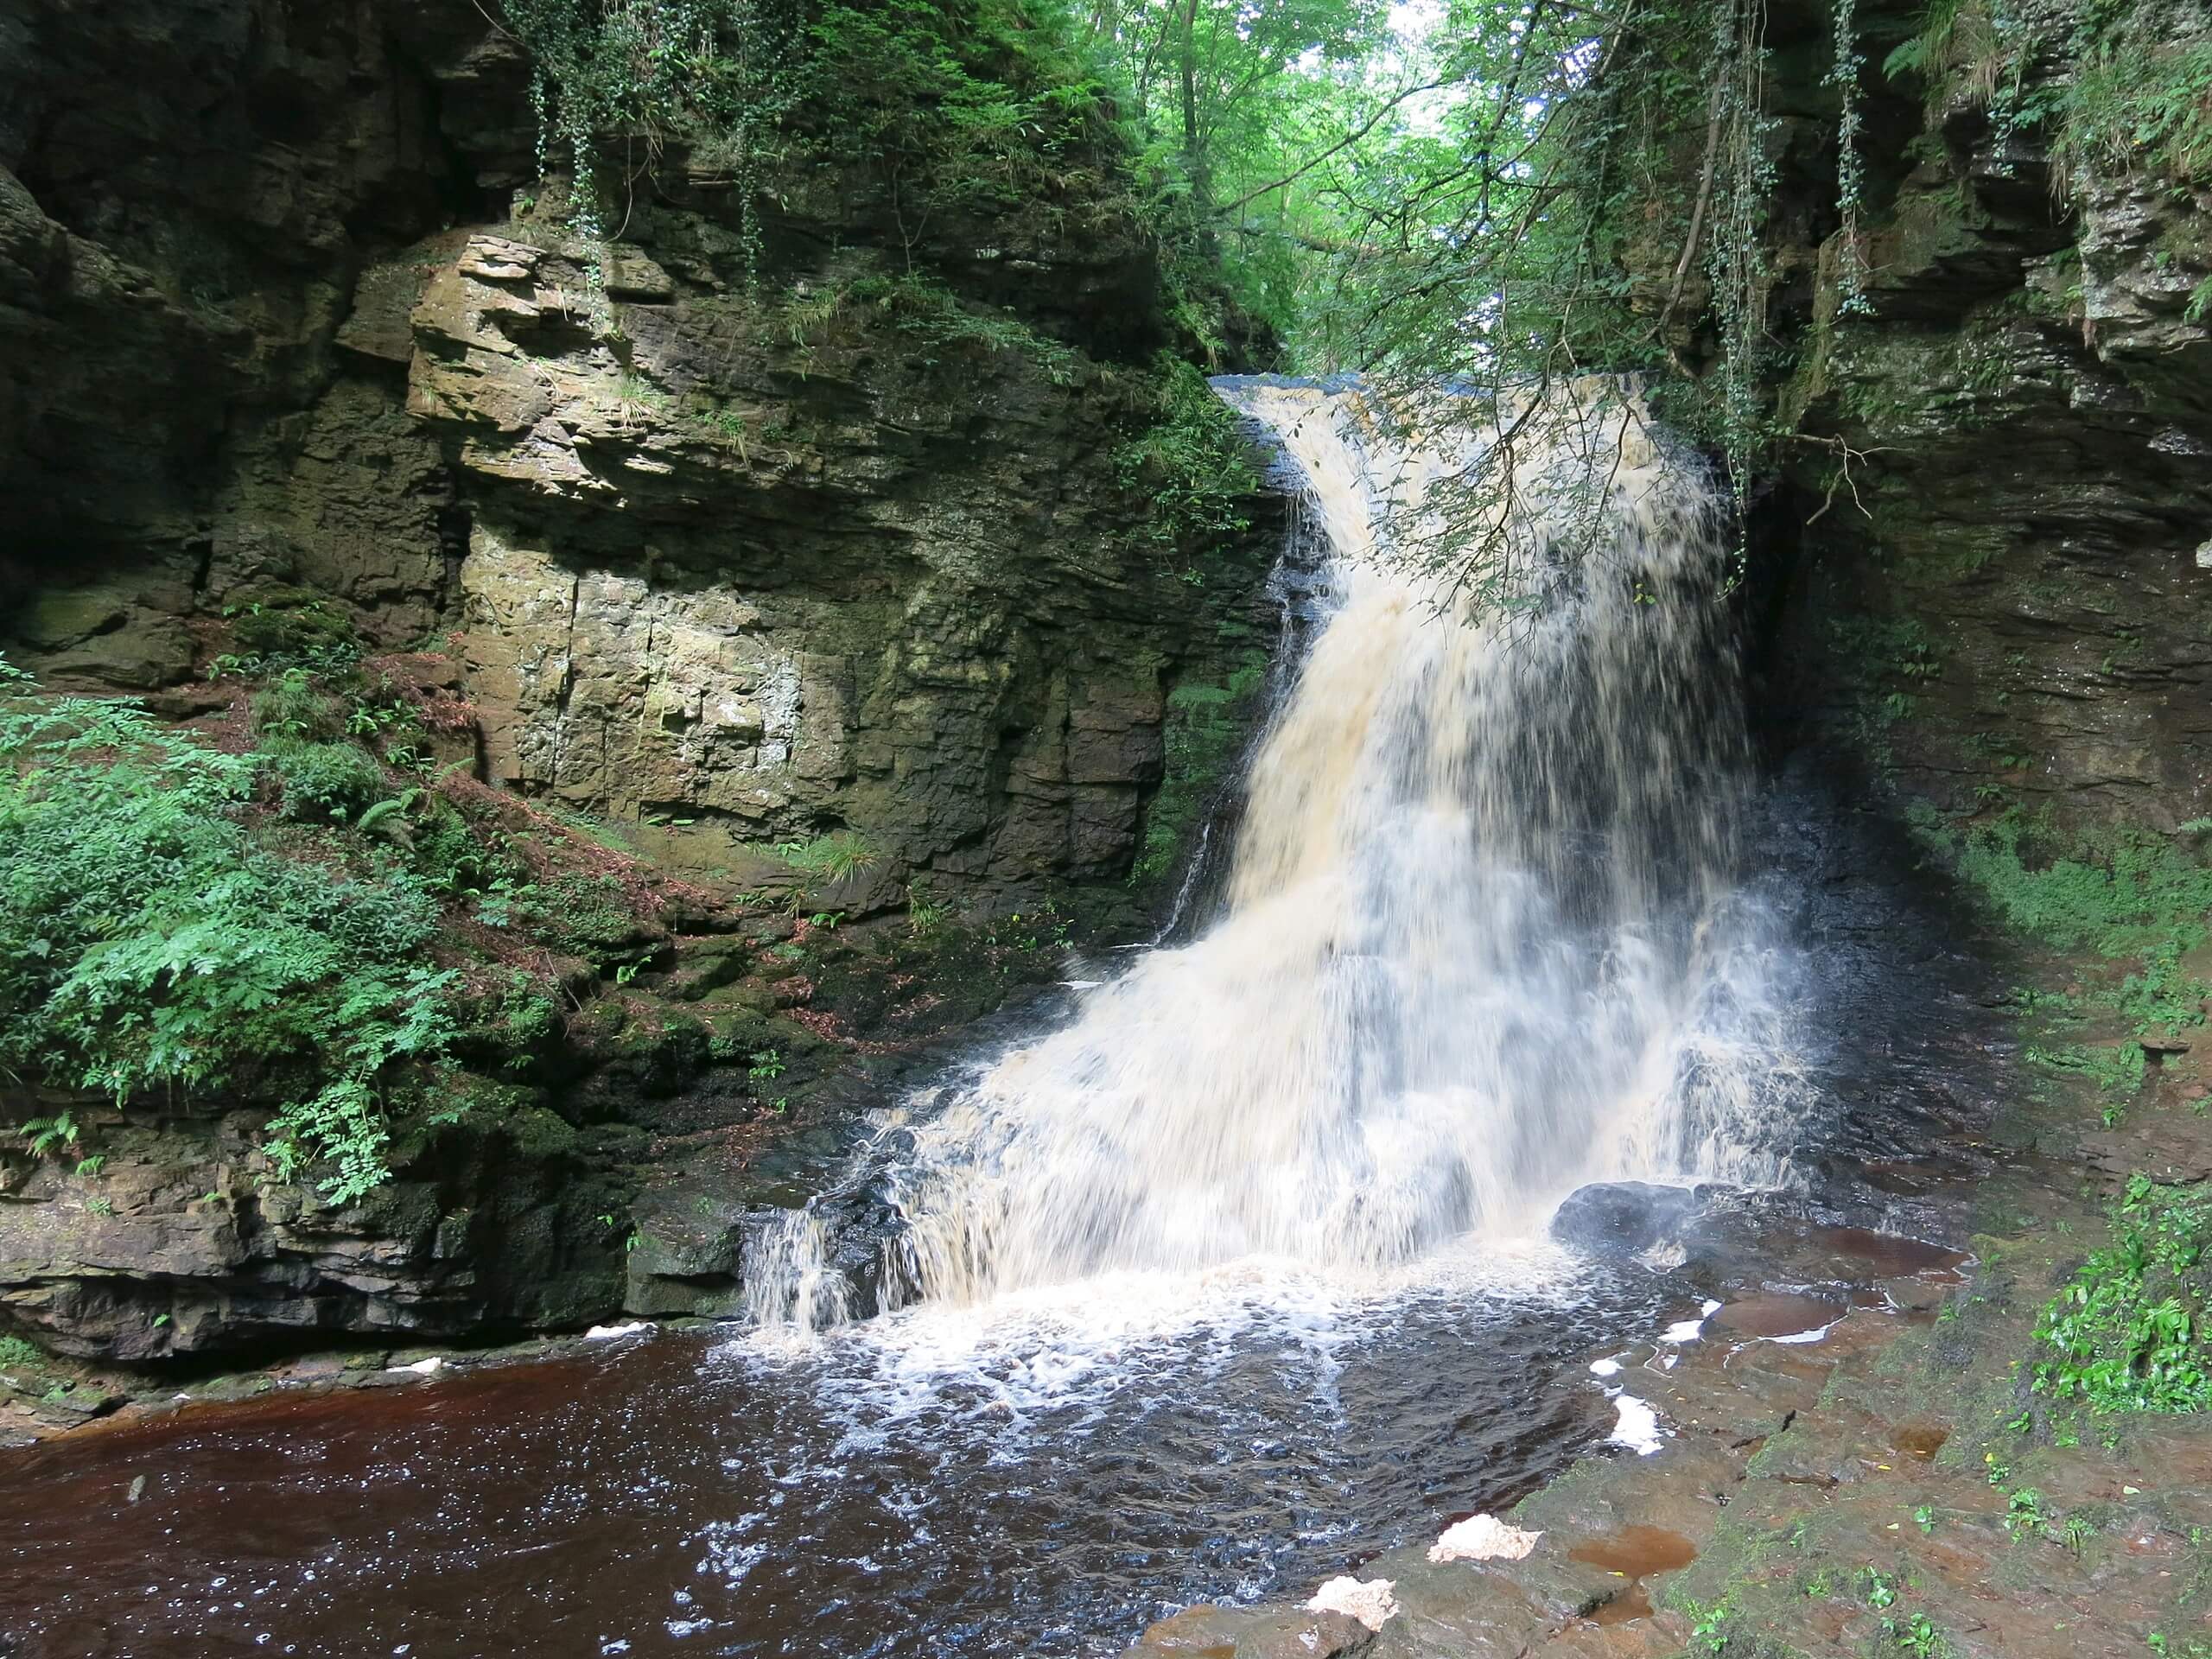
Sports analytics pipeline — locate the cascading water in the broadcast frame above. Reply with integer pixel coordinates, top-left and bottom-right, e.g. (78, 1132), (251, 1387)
(868, 378), (1808, 1308)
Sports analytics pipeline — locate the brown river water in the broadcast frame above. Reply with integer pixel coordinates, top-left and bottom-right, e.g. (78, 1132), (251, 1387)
(0, 1256), (1679, 1657)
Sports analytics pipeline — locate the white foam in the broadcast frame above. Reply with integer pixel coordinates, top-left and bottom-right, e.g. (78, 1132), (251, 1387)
(385, 1357), (442, 1376)
(1659, 1319), (1706, 1344)
(1307, 1575), (1399, 1629)
(1608, 1395), (1666, 1455)
(720, 1234), (1599, 1439)
(1428, 1514), (1541, 1563)
(1759, 1322), (1837, 1345)
(584, 1320), (652, 1342)
(1589, 1357), (1623, 1377)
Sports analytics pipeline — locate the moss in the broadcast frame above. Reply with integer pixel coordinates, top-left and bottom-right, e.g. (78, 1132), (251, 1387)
(222, 586), (359, 668)
(1924, 809), (2212, 962)
(1133, 651), (1270, 886)
(504, 1104), (585, 1160)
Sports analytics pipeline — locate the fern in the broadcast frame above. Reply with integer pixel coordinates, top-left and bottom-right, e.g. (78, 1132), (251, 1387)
(0, 658), (459, 1203)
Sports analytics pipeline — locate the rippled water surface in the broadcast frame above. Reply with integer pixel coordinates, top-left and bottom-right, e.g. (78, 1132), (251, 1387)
(0, 1249), (1683, 1658)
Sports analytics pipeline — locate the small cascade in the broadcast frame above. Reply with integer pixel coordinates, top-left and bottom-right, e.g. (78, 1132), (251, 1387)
(748, 376), (1810, 1326)
(741, 1206), (858, 1338)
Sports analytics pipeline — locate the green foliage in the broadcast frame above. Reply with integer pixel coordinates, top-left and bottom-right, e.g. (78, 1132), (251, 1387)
(212, 592), (360, 680)
(1883, 0), (2007, 107)
(505, 0), (1154, 304)
(2055, 17), (2212, 190)
(842, 271), (1080, 383)
(0, 1334), (44, 1373)
(18, 1112), (79, 1157)
(2035, 1176), (2211, 1414)
(475, 974), (562, 1072)
(906, 881), (952, 935)
(1887, 0), (2212, 193)
(605, 370), (671, 428)
(502, 0), (801, 275)
(267, 741), (389, 825)
(1885, 1611), (1948, 1656)
(775, 830), (880, 885)
(1116, 355), (1261, 548)
(1945, 812), (2212, 962)
(1682, 1592), (1735, 1654)
(0, 660), (458, 1205)
(2002, 1485), (2050, 1535)
(1918, 807), (2212, 1122)
(252, 670), (347, 743)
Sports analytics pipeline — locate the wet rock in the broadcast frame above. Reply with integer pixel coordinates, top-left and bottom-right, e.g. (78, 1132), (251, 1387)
(623, 1194), (748, 1319)
(1712, 1293), (1844, 1339)
(0, 1104), (628, 1361)
(1549, 1182), (1702, 1257)
(1761, 29), (2212, 832)
(1124, 1604), (1376, 1657)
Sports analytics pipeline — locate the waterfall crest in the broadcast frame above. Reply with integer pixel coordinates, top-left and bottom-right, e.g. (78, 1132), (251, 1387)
(872, 379), (1807, 1306)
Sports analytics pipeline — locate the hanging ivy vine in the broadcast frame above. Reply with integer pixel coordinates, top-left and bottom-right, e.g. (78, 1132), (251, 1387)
(1704, 0), (1780, 577)
(1827, 0), (1872, 316)
(500, 0), (803, 295)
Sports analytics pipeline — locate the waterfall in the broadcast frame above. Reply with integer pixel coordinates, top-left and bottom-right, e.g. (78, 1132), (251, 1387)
(785, 378), (1807, 1319)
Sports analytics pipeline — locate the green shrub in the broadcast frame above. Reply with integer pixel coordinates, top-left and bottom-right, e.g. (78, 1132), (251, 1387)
(267, 740), (388, 823)
(0, 660), (457, 1204)
(1116, 355), (1262, 550)
(2035, 1177), (2211, 1414)
(522, 871), (645, 962)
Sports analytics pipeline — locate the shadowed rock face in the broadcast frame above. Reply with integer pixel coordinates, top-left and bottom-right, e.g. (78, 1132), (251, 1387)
(0, 0), (521, 636)
(1735, 1), (2212, 826)
(0, 1103), (630, 1361)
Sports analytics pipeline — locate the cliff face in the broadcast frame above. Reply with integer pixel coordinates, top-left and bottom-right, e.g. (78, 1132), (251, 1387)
(0, 0), (1278, 1377)
(0, 0), (512, 660)
(402, 219), (1244, 903)
(1, 0), (1274, 907)
(1745, 0), (2212, 826)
